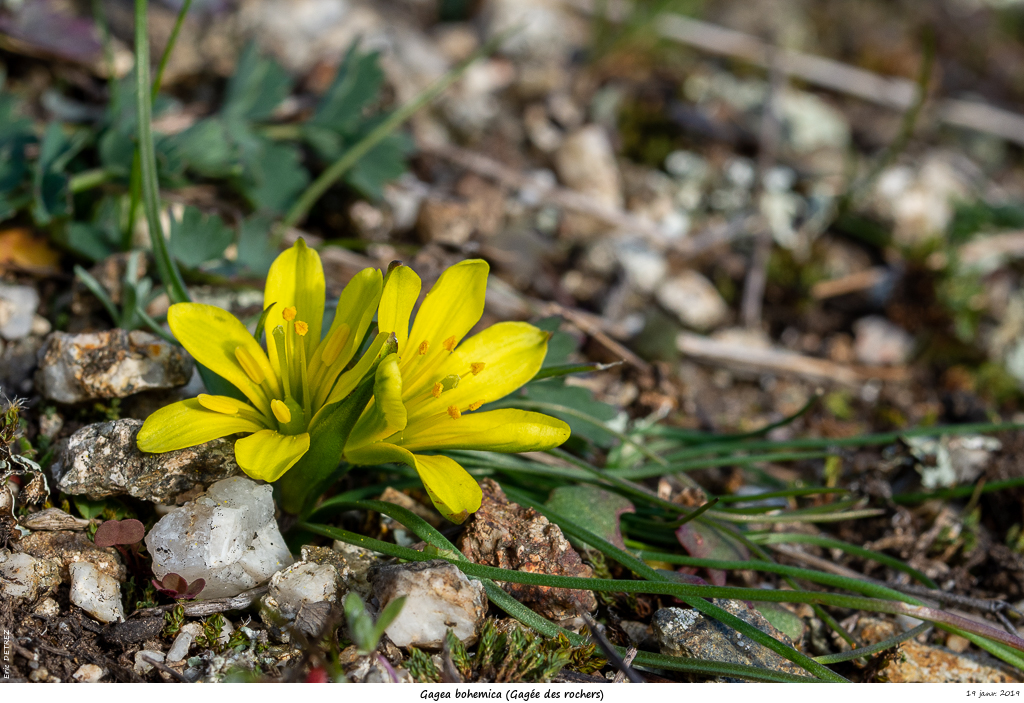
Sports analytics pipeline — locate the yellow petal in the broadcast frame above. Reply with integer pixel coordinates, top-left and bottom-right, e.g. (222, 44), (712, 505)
(347, 353), (407, 449)
(136, 398), (265, 453)
(401, 259), (488, 398)
(263, 239), (325, 368)
(234, 429), (310, 482)
(344, 442), (481, 523)
(404, 321), (548, 423)
(312, 332), (389, 425)
(395, 409), (570, 453)
(378, 264), (421, 356)
(168, 303), (280, 415)
(311, 267), (383, 396)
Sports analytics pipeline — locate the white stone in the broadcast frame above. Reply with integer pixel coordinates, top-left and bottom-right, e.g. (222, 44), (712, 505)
(69, 562), (124, 623)
(167, 632), (193, 663)
(134, 650), (165, 675)
(373, 560), (487, 648)
(555, 125), (623, 210)
(33, 597), (60, 617)
(655, 271), (730, 331)
(266, 561), (340, 619)
(853, 316), (915, 366)
(0, 284), (39, 340)
(617, 242), (667, 295)
(0, 550), (59, 600)
(486, 0), (583, 61)
(72, 663), (106, 683)
(145, 477), (293, 599)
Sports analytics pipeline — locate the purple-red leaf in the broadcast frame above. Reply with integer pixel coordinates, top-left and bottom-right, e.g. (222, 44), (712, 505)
(183, 578), (206, 598)
(94, 518), (145, 547)
(152, 573), (205, 599)
(676, 521), (749, 586)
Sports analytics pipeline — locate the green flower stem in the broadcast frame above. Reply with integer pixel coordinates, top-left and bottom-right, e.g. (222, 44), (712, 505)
(134, 0), (189, 305)
(280, 32), (509, 230)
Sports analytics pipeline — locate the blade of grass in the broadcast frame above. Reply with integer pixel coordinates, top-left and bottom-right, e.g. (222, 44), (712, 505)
(704, 507), (885, 523)
(607, 450), (840, 480)
(151, 0), (193, 98)
(531, 361), (624, 381)
(134, 0), (189, 304)
(511, 400), (668, 467)
(304, 498), (845, 680)
(748, 532), (939, 589)
(892, 476), (1024, 505)
(495, 489), (846, 681)
(302, 521), (818, 682)
(813, 623), (931, 664)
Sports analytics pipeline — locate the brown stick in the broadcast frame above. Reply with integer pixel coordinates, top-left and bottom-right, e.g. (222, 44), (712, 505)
(676, 331), (910, 386)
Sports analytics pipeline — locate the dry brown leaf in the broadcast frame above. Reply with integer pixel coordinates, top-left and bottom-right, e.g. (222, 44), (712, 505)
(0, 228), (61, 275)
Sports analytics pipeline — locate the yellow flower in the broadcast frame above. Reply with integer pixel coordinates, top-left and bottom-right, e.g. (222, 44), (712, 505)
(137, 239), (388, 482)
(344, 260), (571, 523)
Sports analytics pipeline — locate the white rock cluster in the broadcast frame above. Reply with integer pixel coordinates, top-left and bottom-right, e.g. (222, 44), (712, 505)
(145, 477), (293, 599)
(373, 560), (487, 648)
(69, 562), (124, 623)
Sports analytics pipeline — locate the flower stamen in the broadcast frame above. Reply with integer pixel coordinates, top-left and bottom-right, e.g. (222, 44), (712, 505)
(235, 346), (265, 384)
(271, 326), (292, 398)
(432, 382), (442, 399)
(282, 306), (297, 322)
(271, 399), (292, 424)
(470, 362), (485, 375)
(418, 340), (429, 355)
(198, 394), (238, 414)
(443, 335), (456, 352)
(468, 401), (483, 411)
(320, 323), (351, 366)
(447, 405), (461, 419)
(294, 321), (309, 337)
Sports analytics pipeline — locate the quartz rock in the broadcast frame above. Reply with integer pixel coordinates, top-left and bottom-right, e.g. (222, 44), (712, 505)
(72, 663), (106, 683)
(853, 316), (915, 366)
(145, 477), (293, 599)
(656, 271), (730, 331)
(0, 549), (60, 600)
(56, 419), (240, 504)
(0, 283), (40, 340)
(260, 545), (349, 641)
(167, 632), (193, 663)
(652, 600), (805, 680)
(373, 560), (487, 648)
(36, 329), (193, 404)
(134, 650), (165, 675)
(69, 561), (125, 623)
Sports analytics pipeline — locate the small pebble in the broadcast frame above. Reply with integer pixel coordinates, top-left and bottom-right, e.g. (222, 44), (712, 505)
(72, 664), (106, 683)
